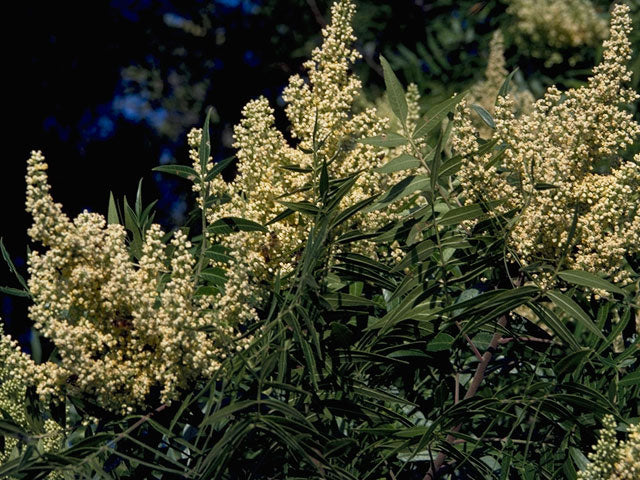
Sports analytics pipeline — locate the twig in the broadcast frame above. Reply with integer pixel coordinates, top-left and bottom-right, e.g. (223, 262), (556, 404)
(498, 335), (555, 345)
(73, 403), (169, 470)
(423, 314), (508, 480)
(457, 321), (483, 361)
(451, 436), (555, 447)
(454, 373), (459, 405)
(306, 0), (326, 27)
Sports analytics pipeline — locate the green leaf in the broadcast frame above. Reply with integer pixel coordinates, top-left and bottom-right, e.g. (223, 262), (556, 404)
(203, 155), (233, 182)
(426, 332), (454, 352)
(497, 68), (519, 99)
(107, 192), (119, 225)
(152, 164), (199, 181)
(375, 153), (420, 173)
(208, 217), (268, 234)
(392, 235), (470, 272)
(619, 370), (640, 387)
(322, 293), (376, 309)
(570, 447), (589, 472)
(597, 308), (630, 354)
(319, 162), (329, 197)
(330, 195), (377, 229)
(0, 238), (29, 292)
(200, 267), (227, 286)
(325, 174), (359, 212)
(554, 348), (592, 377)
(470, 104), (495, 129)
(439, 203), (490, 226)
(369, 175), (430, 210)
(438, 155), (462, 178)
(0, 286), (30, 298)
(558, 270), (625, 295)
(380, 55), (408, 125)
(430, 120), (450, 192)
(277, 201), (319, 216)
(194, 286), (220, 297)
(123, 197), (143, 259)
(200, 107), (213, 173)
(267, 208), (295, 226)
(412, 91), (467, 139)
(528, 303), (581, 351)
(358, 133), (408, 148)
(135, 179), (143, 218)
(204, 245), (232, 263)
(547, 291), (605, 339)
(279, 164), (312, 173)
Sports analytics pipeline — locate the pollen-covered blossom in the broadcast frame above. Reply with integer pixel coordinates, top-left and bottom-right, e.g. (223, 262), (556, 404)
(507, 0), (608, 66)
(468, 30), (533, 138)
(198, 0), (420, 324)
(454, 4), (640, 288)
(0, 326), (62, 475)
(578, 414), (640, 480)
(25, 151), (243, 413)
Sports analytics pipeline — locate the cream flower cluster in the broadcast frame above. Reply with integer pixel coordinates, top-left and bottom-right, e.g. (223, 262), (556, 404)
(578, 415), (640, 480)
(453, 4), (640, 288)
(0, 326), (62, 474)
(25, 151), (243, 413)
(507, 0), (608, 66)
(468, 30), (533, 138)
(197, 0), (419, 324)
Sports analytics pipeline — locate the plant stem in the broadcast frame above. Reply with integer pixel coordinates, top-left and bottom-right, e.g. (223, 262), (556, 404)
(423, 314), (508, 480)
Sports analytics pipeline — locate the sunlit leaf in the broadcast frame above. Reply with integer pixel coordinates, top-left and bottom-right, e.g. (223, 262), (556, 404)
(380, 55), (408, 125)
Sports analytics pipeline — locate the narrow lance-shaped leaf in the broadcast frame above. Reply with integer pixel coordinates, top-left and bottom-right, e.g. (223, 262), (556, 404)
(107, 192), (119, 225)
(619, 370), (640, 387)
(199, 107), (213, 173)
(152, 164), (198, 181)
(135, 178), (143, 218)
(208, 217), (268, 234)
(471, 104), (495, 129)
(413, 91), (467, 139)
(547, 291), (605, 339)
(322, 292), (376, 309)
(200, 267), (227, 286)
(426, 332), (454, 352)
(123, 197), (143, 259)
(359, 133), (408, 148)
(375, 153), (420, 174)
(497, 68), (519, 99)
(0, 286), (30, 298)
(528, 303), (581, 351)
(438, 203), (487, 226)
(430, 118), (451, 192)
(558, 270), (626, 295)
(368, 175), (430, 211)
(0, 238), (29, 291)
(277, 201), (320, 216)
(205, 155), (235, 182)
(380, 55), (408, 126)
(319, 161), (329, 197)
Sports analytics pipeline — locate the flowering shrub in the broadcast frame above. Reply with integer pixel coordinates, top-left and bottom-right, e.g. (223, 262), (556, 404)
(1, 1), (638, 479)
(24, 150), (245, 413)
(578, 415), (640, 480)
(468, 30), (533, 138)
(197, 0), (424, 325)
(507, 0), (609, 66)
(0, 328), (62, 475)
(454, 3), (639, 289)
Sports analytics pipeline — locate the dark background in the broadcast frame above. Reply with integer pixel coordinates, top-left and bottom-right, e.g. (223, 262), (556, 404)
(2, 0), (635, 348)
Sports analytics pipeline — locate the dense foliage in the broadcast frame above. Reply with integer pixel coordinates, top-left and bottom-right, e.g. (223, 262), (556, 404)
(1, 1), (639, 479)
